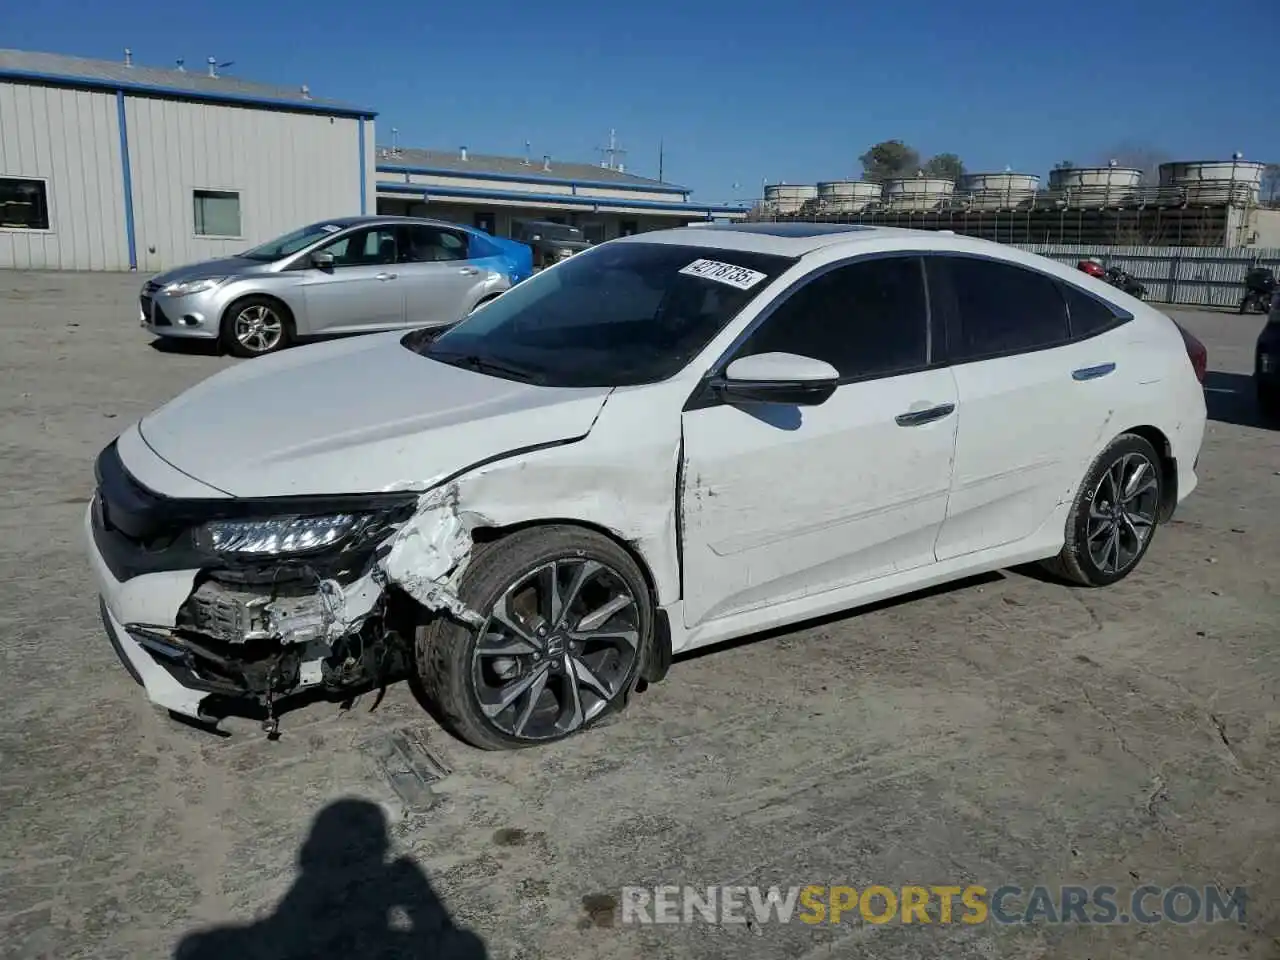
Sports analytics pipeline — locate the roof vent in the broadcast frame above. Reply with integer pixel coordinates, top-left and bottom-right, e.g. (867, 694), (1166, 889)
(207, 56), (218, 78)
(460, 146), (468, 161)
(300, 84), (311, 99)
(123, 48), (133, 67)
(524, 141), (532, 165)
(543, 155), (551, 171)
(175, 58), (185, 72)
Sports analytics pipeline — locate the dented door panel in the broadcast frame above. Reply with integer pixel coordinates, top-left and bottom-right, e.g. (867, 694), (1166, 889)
(679, 367), (960, 628)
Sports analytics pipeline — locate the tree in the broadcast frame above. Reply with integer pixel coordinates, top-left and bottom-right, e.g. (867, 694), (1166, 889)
(858, 140), (920, 183)
(923, 152), (964, 182)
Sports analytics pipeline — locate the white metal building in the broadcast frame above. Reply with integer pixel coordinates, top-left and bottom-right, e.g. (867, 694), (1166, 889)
(0, 49), (376, 272)
(375, 146), (748, 242)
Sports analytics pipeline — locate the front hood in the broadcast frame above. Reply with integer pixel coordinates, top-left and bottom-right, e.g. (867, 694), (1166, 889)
(149, 257), (267, 286)
(136, 332), (611, 497)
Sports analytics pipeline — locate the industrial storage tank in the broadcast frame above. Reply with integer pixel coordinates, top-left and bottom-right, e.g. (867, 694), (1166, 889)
(959, 172), (1041, 210)
(1158, 159), (1266, 205)
(881, 177), (955, 211)
(1047, 166), (1142, 207)
(763, 184), (818, 215)
(816, 180), (883, 213)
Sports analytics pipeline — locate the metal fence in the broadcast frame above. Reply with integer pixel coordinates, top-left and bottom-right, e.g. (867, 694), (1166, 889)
(1016, 244), (1280, 308)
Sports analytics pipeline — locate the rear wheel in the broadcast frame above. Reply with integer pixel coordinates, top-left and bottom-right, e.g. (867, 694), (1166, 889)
(1041, 434), (1163, 587)
(415, 526), (651, 750)
(220, 296), (293, 358)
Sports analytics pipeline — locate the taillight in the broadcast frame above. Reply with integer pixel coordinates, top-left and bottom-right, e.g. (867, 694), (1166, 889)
(1174, 322), (1207, 385)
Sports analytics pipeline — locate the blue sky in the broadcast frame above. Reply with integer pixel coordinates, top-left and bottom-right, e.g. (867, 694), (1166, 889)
(7, 0), (1276, 202)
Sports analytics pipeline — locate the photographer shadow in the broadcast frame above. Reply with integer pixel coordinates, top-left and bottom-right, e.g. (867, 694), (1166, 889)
(174, 797), (487, 960)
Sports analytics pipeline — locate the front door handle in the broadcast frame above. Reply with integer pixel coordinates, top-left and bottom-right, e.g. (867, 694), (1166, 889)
(895, 402), (955, 427)
(1072, 362), (1116, 381)
(458, 266), (480, 276)
(376, 272), (397, 281)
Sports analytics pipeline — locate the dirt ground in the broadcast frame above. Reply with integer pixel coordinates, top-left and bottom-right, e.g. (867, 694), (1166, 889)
(0, 270), (1277, 960)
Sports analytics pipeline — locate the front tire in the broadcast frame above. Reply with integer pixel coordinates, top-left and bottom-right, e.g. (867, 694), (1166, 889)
(220, 296), (293, 358)
(415, 526), (652, 750)
(1040, 433), (1163, 587)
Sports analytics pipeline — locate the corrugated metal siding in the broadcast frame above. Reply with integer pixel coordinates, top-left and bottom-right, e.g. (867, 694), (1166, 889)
(0, 81), (127, 269)
(1019, 243), (1280, 307)
(125, 98), (363, 272)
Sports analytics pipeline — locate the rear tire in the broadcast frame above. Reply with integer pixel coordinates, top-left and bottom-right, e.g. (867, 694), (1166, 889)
(415, 526), (652, 750)
(1040, 433), (1163, 587)
(220, 296), (293, 358)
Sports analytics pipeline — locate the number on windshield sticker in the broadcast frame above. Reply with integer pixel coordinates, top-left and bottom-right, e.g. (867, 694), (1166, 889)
(678, 259), (769, 291)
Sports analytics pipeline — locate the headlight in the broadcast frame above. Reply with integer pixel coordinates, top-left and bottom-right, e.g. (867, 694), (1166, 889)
(163, 277), (225, 297)
(198, 513), (380, 556)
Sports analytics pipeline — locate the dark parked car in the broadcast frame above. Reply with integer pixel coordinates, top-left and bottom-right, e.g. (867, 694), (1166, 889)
(1256, 304), (1280, 418)
(512, 220), (592, 268)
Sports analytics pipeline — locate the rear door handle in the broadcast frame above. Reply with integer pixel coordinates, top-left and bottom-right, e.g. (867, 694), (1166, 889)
(895, 402), (955, 427)
(375, 272), (397, 281)
(459, 266), (480, 276)
(1072, 362), (1116, 381)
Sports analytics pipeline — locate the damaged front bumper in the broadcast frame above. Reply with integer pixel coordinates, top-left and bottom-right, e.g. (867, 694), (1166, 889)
(85, 440), (476, 729)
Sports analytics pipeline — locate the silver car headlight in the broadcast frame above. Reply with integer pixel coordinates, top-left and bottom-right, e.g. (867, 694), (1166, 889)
(163, 277), (226, 297)
(197, 514), (379, 556)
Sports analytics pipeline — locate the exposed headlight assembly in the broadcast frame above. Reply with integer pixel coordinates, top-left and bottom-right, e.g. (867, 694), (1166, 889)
(197, 513), (384, 557)
(163, 277), (226, 297)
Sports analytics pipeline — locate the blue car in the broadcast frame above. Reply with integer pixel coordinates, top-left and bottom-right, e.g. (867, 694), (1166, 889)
(138, 215), (534, 357)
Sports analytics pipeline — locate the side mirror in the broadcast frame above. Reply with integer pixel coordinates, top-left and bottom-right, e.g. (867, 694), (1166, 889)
(712, 352), (839, 407)
(310, 251), (335, 269)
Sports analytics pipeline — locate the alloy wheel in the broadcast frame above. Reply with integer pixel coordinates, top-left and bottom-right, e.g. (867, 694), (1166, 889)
(234, 305), (284, 353)
(1086, 452), (1159, 575)
(470, 558), (639, 741)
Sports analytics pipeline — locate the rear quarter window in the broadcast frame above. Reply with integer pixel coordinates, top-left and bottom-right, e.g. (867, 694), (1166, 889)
(1058, 281), (1130, 338)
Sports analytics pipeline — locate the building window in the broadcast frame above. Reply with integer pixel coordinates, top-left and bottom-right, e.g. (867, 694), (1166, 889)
(0, 177), (51, 230)
(193, 189), (242, 237)
(473, 211), (496, 235)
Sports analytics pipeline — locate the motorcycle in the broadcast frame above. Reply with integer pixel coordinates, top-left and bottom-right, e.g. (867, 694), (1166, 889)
(1076, 259), (1146, 299)
(1239, 267), (1276, 314)
(1104, 266), (1147, 300)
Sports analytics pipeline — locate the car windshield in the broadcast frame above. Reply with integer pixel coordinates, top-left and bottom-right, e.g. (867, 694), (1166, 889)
(240, 222), (349, 261)
(407, 242), (794, 388)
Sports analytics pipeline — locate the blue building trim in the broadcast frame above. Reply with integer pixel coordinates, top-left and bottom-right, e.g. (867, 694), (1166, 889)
(358, 119), (367, 215)
(0, 68), (378, 119)
(376, 162), (689, 197)
(376, 181), (747, 216)
(115, 90), (138, 271)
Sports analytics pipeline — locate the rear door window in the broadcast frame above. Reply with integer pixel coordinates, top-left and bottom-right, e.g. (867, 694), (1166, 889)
(401, 225), (471, 263)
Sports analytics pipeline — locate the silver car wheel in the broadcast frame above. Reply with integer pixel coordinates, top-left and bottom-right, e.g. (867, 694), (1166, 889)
(233, 305), (284, 353)
(1086, 452), (1159, 575)
(470, 558), (639, 741)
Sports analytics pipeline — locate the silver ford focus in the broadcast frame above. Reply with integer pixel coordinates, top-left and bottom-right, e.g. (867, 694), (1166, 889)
(138, 215), (534, 357)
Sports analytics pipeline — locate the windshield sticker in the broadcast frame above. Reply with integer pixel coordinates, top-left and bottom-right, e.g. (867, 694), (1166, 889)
(320, 224), (342, 233)
(679, 259), (768, 290)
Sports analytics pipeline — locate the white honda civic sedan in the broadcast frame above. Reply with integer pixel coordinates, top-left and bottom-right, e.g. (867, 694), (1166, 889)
(85, 223), (1207, 749)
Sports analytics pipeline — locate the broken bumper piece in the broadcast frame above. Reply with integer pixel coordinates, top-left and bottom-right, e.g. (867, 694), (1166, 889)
(83, 440), (467, 730)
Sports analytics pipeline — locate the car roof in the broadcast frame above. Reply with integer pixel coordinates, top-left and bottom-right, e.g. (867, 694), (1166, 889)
(616, 222), (986, 257)
(322, 214), (477, 231)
